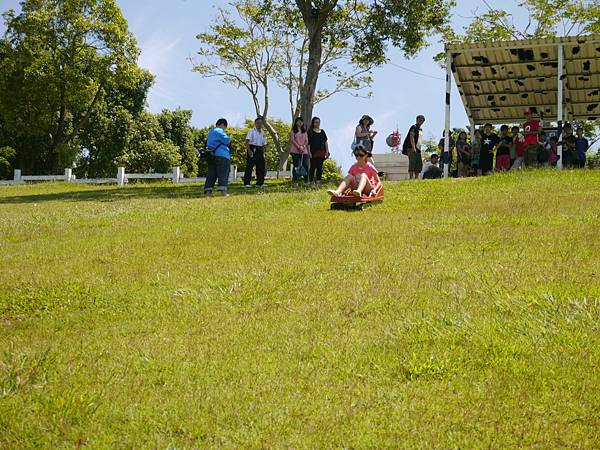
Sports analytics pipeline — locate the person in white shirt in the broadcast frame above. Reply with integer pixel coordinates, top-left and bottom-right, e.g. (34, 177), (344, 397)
(419, 153), (443, 179)
(243, 117), (268, 187)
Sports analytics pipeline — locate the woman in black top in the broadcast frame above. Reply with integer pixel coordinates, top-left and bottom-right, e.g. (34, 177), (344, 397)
(308, 117), (329, 185)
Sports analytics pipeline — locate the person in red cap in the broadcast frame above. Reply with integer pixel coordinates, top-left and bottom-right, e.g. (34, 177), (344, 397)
(523, 108), (541, 167)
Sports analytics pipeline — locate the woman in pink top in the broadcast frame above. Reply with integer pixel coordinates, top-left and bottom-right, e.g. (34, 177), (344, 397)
(291, 117), (309, 183)
(328, 144), (381, 197)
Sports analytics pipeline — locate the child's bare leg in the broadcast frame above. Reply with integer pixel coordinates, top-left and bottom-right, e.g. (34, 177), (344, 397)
(329, 175), (352, 195)
(357, 173), (369, 193)
(352, 174), (369, 196)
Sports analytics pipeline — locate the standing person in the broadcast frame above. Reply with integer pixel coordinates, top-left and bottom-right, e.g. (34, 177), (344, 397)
(495, 125), (512, 171)
(471, 129), (482, 175)
(290, 117), (309, 184)
(243, 117), (267, 188)
(575, 127), (589, 168)
(308, 117), (329, 186)
(354, 115), (377, 154)
(479, 123), (499, 175)
(523, 108), (541, 167)
(562, 123), (576, 168)
(549, 135), (559, 167)
(456, 131), (471, 177)
(204, 118), (231, 197)
(511, 126), (526, 170)
(438, 131), (455, 175)
(403, 115), (425, 179)
(509, 126), (518, 167)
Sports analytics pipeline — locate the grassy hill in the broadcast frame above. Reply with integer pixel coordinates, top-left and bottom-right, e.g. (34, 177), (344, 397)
(1, 170), (599, 447)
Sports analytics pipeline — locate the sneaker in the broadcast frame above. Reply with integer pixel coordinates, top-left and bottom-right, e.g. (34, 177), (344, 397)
(352, 190), (362, 197)
(244, 184), (252, 188)
(327, 189), (338, 196)
(204, 190), (213, 197)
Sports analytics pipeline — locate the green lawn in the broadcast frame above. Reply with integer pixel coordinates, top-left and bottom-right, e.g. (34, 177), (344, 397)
(1, 171), (600, 447)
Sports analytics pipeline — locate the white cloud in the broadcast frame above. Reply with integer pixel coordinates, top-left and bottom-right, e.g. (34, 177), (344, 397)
(139, 36), (181, 75)
(138, 35), (182, 103)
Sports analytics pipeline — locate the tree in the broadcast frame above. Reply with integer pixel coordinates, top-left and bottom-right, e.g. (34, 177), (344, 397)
(0, 146), (16, 179)
(117, 111), (182, 174)
(293, 0), (454, 122)
(196, 0), (452, 169)
(195, 1), (290, 169)
(195, 0), (373, 169)
(77, 69), (154, 178)
(0, 0), (143, 173)
(156, 109), (198, 176)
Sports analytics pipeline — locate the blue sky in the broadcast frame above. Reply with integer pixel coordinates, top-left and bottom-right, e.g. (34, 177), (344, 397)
(0, 0), (527, 168)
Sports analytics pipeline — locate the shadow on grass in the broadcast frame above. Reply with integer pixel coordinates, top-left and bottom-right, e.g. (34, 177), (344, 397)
(0, 181), (328, 204)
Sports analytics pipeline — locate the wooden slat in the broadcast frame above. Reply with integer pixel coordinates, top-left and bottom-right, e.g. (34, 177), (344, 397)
(22, 175), (64, 181)
(126, 173), (171, 179)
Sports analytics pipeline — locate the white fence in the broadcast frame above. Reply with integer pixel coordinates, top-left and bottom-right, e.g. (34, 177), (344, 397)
(0, 166), (292, 186)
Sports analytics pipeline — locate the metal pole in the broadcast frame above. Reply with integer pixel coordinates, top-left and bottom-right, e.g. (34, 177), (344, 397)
(557, 44), (564, 170)
(444, 51), (452, 178)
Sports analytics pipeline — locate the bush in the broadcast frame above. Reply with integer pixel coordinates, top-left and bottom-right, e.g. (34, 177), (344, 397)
(0, 146), (15, 179)
(587, 151), (600, 167)
(119, 139), (182, 174)
(322, 158), (343, 182)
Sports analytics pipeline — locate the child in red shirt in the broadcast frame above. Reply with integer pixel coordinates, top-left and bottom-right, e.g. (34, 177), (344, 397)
(511, 127), (527, 171)
(328, 145), (381, 197)
(523, 108), (541, 166)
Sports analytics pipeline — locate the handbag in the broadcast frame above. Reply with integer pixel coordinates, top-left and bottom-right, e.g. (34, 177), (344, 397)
(294, 153), (308, 178)
(199, 142), (225, 160)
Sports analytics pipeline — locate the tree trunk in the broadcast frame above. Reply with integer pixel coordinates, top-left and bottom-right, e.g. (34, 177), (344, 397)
(263, 120), (286, 171)
(282, 1), (331, 170)
(300, 21), (323, 125)
(48, 84), (103, 172)
(276, 25), (324, 170)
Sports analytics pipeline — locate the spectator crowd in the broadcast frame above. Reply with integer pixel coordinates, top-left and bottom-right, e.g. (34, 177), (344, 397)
(202, 107), (592, 196)
(414, 108), (591, 180)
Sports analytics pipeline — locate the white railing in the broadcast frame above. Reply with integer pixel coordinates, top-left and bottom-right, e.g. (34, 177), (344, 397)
(234, 170), (292, 182)
(0, 165), (292, 186)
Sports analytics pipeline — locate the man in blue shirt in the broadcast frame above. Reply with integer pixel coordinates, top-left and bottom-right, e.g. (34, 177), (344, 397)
(204, 118), (231, 196)
(574, 127), (589, 169)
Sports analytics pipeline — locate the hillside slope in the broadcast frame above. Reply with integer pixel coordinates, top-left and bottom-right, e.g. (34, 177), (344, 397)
(1, 171), (599, 447)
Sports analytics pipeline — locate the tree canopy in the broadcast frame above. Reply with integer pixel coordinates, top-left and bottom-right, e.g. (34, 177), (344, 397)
(196, 0), (454, 168)
(0, 0), (148, 173)
(443, 0), (600, 46)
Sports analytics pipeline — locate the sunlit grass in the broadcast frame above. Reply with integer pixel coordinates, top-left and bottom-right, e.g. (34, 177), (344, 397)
(1, 170), (599, 447)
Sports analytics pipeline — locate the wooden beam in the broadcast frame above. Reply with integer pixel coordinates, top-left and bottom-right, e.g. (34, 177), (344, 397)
(453, 55), (598, 69)
(456, 72), (599, 84)
(461, 87), (600, 97)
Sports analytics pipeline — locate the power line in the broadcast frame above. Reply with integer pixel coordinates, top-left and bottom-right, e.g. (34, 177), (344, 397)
(387, 61), (446, 81)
